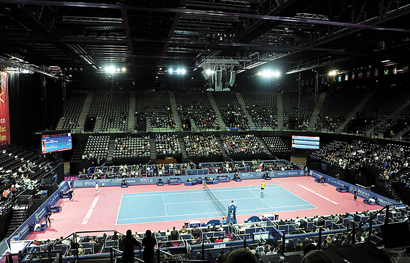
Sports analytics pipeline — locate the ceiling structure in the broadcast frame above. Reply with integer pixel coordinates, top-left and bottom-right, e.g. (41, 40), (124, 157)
(0, 0), (410, 82)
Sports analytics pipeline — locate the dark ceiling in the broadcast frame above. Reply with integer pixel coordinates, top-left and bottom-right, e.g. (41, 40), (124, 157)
(1, 0), (410, 82)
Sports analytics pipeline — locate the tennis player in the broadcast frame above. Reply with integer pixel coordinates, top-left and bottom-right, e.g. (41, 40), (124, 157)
(261, 181), (266, 193)
(95, 181), (100, 193)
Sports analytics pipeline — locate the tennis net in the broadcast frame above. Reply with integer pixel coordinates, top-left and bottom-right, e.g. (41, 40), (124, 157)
(202, 181), (226, 217)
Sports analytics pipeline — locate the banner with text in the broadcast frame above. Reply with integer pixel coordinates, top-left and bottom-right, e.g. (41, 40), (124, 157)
(0, 72), (10, 144)
(73, 170), (306, 187)
(310, 170), (399, 207)
(7, 181), (70, 249)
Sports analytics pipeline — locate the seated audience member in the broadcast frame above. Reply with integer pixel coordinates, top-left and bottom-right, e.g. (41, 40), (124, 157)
(234, 172), (241, 180)
(180, 225), (187, 234)
(170, 226), (179, 240)
(121, 178), (127, 185)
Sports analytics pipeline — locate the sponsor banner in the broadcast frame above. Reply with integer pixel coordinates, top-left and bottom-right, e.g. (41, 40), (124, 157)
(310, 171), (398, 206)
(7, 181), (70, 249)
(73, 170), (305, 187)
(218, 176), (230, 182)
(0, 72), (10, 144)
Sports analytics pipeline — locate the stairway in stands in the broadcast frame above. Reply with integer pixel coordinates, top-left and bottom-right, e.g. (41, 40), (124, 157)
(395, 126), (410, 141)
(215, 135), (229, 160)
(235, 93), (256, 128)
(146, 118), (152, 133)
(190, 119), (198, 132)
(76, 92), (93, 133)
(56, 116), (65, 130)
(106, 138), (115, 165)
(207, 93), (227, 130)
(384, 181), (402, 203)
(276, 93), (284, 130)
(308, 92), (327, 131)
(128, 91), (136, 132)
(169, 93), (183, 131)
(368, 100), (410, 138)
(178, 137), (189, 162)
(6, 205), (28, 237)
(150, 137), (157, 163)
(258, 137), (274, 159)
(336, 92), (373, 133)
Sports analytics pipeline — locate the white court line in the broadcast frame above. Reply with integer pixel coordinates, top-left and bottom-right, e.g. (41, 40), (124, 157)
(162, 194), (168, 216)
(115, 194), (124, 224)
(298, 184), (338, 204)
(82, 196), (99, 224)
(165, 196), (270, 206)
(116, 204), (314, 221)
(122, 185), (282, 198)
(248, 189), (273, 208)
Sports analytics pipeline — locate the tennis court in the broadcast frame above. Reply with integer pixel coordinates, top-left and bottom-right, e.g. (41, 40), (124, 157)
(116, 184), (316, 224)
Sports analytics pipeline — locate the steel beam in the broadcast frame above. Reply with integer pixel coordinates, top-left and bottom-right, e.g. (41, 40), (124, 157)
(1, 0), (410, 32)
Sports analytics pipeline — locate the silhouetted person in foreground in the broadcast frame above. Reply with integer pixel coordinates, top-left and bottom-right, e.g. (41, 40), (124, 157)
(301, 250), (333, 263)
(225, 248), (257, 263)
(122, 230), (139, 263)
(142, 230), (157, 263)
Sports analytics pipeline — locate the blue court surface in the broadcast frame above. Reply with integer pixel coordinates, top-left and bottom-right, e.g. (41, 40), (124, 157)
(116, 185), (316, 225)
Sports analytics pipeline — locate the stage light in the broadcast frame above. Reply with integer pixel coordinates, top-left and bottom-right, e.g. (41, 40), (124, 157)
(105, 66), (115, 73)
(116, 68), (120, 72)
(260, 70), (280, 78)
(181, 68), (186, 75)
(122, 67), (126, 72)
(328, 70), (336, 76)
(169, 68), (174, 74)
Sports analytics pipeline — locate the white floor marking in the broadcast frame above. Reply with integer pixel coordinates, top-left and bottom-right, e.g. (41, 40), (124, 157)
(82, 196), (99, 224)
(298, 184), (338, 204)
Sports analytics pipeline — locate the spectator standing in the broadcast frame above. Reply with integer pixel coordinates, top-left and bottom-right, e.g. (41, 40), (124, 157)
(142, 230), (156, 263)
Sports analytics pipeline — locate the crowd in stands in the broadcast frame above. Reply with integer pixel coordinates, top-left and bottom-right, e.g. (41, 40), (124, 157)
(0, 145), (59, 214)
(213, 92), (248, 130)
(155, 134), (181, 155)
(176, 91), (220, 130)
(19, 203), (409, 262)
(80, 159), (296, 180)
(113, 136), (150, 158)
(242, 91), (278, 129)
(88, 91), (129, 131)
(134, 90), (176, 130)
(151, 105), (175, 129)
(314, 88), (368, 132)
(310, 140), (410, 186)
(221, 134), (268, 155)
(184, 135), (222, 157)
(282, 89), (316, 130)
(81, 135), (110, 164)
(344, 87), (410, 135)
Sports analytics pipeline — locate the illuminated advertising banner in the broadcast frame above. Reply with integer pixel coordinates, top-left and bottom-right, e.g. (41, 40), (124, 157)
(41, 133), (72, 154)
(0, 72), (10, 144)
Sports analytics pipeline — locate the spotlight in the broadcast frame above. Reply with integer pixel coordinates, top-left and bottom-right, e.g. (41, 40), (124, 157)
(169, 68), (174, 74)
(181, 68), (186, 75)
(116, 68), (120, 72)
(105, 66), (115, 73)
(122, 67), (126, 72)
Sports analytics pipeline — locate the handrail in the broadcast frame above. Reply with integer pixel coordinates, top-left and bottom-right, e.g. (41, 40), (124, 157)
(110, 246), (144, 263)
